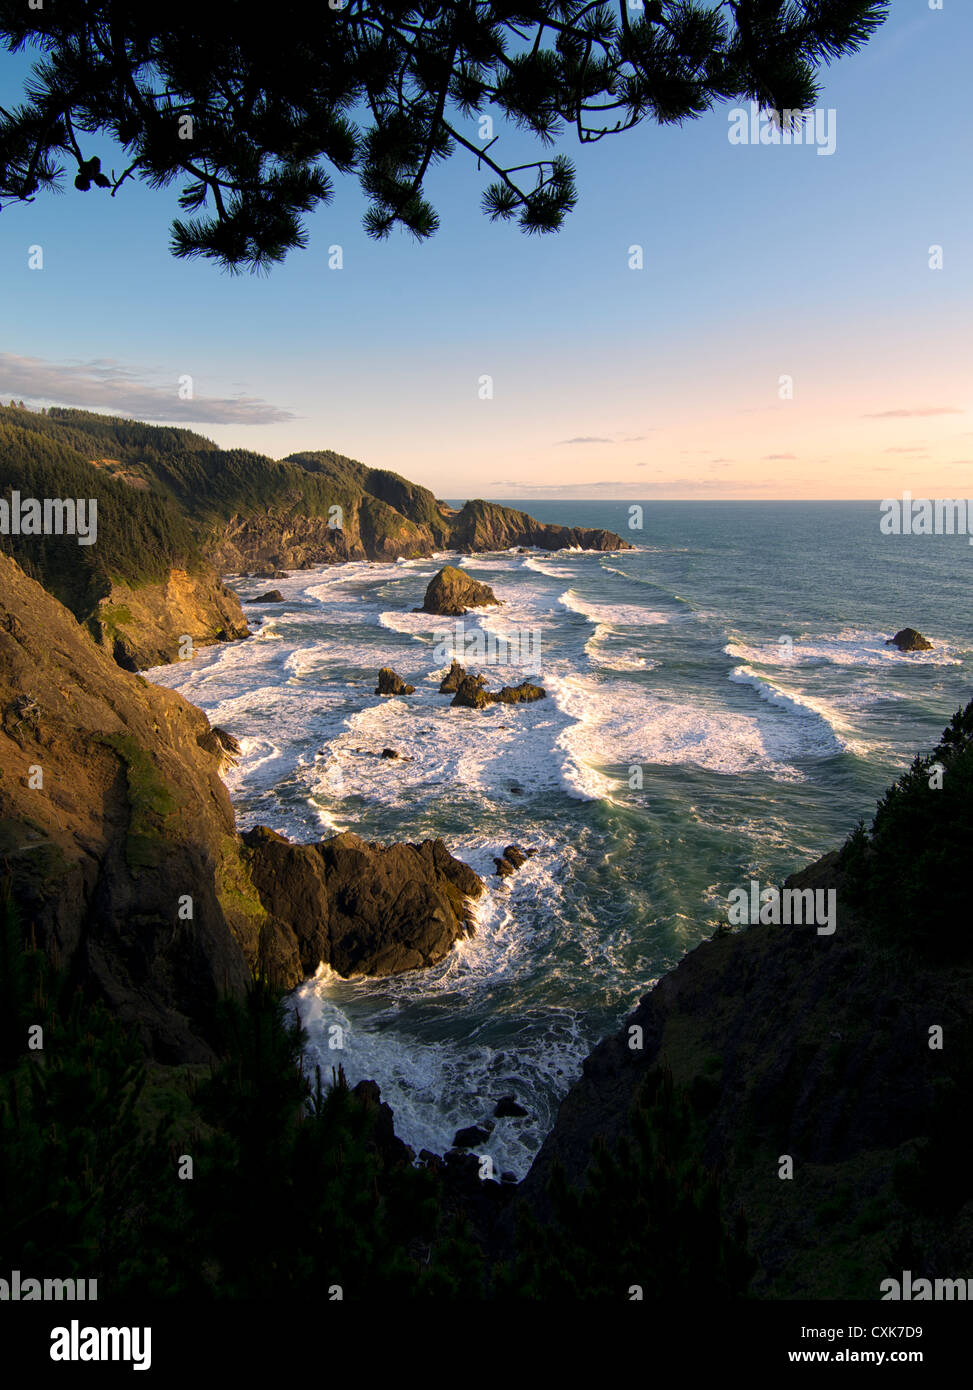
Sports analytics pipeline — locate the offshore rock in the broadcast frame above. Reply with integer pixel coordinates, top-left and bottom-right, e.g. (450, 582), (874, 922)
(451, 677), (546, 710)
(242, 827), (484, 978)
(421, 566), (501, 617)
(375, 667), (415, 696)
(439, 659), (467, 693)
(887, 627), (933, 652)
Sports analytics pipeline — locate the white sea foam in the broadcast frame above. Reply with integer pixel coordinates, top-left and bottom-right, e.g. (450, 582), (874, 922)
(288, 833), (595, 1177)
(557, 588), (671, 626)
(724, 629), (961, 669)
(144, 536), (965, 1175)
(522, 556), (572, 579)
(727, 665), (849, 755)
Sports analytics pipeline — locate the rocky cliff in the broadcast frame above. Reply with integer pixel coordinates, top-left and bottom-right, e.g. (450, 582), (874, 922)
(87, 567), (250, 669)
(3, 407), (630, 665)
(513, 850), (973, 1297)
(0, 552), (486, 1061)
(0, 551), (259, 1061)
(448, 498), (630, 554)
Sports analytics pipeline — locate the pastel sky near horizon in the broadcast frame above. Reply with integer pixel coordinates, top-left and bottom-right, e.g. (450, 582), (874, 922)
(1, 2), (970, 500)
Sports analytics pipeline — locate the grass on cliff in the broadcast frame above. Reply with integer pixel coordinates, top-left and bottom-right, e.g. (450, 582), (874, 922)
(99, 733), (182, 869)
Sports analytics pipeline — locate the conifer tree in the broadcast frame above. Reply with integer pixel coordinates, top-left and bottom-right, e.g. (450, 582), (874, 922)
(0, 2), (888, 270)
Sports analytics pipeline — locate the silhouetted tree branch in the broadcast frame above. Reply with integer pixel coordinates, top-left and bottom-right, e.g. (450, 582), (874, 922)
(0, 1), (888, 271)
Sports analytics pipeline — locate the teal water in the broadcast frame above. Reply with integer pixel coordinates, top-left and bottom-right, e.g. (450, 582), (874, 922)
(149, 501), (971, 1175)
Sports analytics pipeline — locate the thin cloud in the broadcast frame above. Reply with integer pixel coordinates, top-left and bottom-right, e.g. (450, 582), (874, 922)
(862, 407), (964, 419)
(0, 353), (296, 425)
(763, 453), (797, 460)
(884, 446), (925, 454)
(555, 435), (613, 445)
(555, 431), (656, 446)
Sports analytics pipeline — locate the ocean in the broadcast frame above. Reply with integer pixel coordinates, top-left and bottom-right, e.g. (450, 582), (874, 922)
(148, 501), (972, 1177)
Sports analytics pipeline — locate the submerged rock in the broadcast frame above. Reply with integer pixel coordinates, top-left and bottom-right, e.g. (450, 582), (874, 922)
(494, 843), (537, 877)
(420, 565), (501, 616)
(887, 627), (933, 652)
(375, 667), (416, 695)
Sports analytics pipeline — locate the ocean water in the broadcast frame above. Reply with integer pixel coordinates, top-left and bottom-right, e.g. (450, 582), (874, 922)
(148, 501), (972, 1177)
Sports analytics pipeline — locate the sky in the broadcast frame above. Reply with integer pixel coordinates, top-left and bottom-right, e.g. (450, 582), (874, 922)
(1, 2), (971, 501)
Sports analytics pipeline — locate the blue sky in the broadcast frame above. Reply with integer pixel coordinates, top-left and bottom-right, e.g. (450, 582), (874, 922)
(1, 1), (971, 498)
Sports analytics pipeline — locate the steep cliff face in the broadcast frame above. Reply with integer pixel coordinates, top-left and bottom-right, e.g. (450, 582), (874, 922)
(448, 499), (632, 553)
(515, 852), (973, 1297)
(0, 552), (261, 1061)
(2, 409), (630, 664)
(87, 566), (250, 668)
(1, 553), (489, 1059)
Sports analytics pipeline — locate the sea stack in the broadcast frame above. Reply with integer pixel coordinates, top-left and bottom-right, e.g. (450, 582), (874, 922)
(886, 628), (933, 652)
(420, 566), (501, 616)
(375, 667), (415, 695)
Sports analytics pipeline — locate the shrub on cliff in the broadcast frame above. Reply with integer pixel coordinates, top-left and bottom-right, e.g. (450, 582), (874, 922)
(497, 1065), (754, 1300)
(839, 697), (973, 959)
(0, 888), (480, 1298)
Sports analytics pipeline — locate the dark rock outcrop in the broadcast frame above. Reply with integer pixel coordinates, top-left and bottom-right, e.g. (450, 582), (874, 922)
(380, 747), (400, 759)
(352, 1080), (415, 1166)
(448, 498), (632, 554)
(451, 673), (492, 709)
(453, 1124), (493, 1149)
(421, 566), (501, 616)
(439, 660), (467, 693)
(887, 627), (933, 652)
(451, 677), (546, 710)
(196, 725), (242, 771)
(494, 1096), (528, 1119)
(375, 667), (415, 696)
(494, 844), (536, 877)
(494, 681), (546, 705)
(242, 827), (484, 978)
(250, 590), (284, 604)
